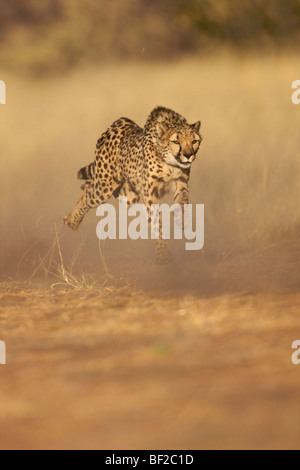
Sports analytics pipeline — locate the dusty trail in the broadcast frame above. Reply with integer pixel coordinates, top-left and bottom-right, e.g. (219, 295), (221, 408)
(1, 56), (299, 449)
(0, 243), (299, 450)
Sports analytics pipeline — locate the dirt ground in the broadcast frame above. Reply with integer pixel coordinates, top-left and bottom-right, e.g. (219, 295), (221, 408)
(0, 243), (300, 450)
(1, 54), (299, 450)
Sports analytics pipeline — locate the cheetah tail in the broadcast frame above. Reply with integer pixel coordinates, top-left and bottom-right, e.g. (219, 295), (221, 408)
(77, 162), (95, 180)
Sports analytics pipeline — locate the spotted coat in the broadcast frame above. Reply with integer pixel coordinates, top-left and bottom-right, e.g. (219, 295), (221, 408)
(64, 107), (202, 263)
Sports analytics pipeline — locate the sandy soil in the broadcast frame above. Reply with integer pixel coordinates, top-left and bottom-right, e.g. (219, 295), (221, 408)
(0, 244), (300, 450)
(1, 55), (299, 450)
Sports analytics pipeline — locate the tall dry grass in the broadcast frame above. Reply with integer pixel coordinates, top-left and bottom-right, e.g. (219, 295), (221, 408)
(0, 52), (299, 278)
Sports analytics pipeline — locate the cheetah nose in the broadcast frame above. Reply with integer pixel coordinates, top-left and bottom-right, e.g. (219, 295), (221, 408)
(183, 151), (194, 158)
(183, 152), (194, 160)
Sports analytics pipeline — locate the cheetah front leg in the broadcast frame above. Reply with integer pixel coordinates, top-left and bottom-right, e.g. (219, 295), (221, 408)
(154, 212), (172, 265)
(152, 179), (189, 263)
(173, 176), (190, 236)
(143, 187), (172, 265)
(118, 182), (172, 264)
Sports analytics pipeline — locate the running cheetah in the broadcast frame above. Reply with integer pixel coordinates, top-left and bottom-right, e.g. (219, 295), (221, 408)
(64, 106), (202, 264)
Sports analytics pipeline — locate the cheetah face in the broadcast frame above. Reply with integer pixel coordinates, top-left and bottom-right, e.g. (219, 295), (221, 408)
(158, 122), (202, 170)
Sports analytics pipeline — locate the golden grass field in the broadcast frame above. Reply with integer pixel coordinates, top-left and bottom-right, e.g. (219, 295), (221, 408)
(0, 53), (300, 449)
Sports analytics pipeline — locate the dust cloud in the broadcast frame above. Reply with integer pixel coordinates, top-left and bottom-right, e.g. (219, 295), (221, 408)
(1, 55), (299, 294)
(1, 53), (300, 451)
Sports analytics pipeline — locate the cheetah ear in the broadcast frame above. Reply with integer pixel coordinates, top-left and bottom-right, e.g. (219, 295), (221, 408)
(191, 121), (201, 133)
(157, 121), (169, 139)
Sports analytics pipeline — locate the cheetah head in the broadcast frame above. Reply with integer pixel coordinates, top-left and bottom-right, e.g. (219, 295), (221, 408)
(157, 121), (202, 170)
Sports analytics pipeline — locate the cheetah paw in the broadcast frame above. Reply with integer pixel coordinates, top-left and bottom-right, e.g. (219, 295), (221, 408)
(63, 215), (79, 231)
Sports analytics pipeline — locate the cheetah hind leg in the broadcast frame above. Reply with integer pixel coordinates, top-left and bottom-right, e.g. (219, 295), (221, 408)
(64, 179), (120, 230)
(63, 190), (91, 230)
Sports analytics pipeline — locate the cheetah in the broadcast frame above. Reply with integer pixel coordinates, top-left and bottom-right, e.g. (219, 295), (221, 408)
(64, 106), (202, 264)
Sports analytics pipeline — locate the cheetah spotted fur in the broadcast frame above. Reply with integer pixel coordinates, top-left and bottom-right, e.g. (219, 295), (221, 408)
(64, 106), (202, 264)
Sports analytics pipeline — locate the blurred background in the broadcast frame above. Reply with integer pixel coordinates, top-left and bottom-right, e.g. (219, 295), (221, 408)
(0, 0), (300, 74)
(1, 0), (300, 451)
(0, 0), (299, 284)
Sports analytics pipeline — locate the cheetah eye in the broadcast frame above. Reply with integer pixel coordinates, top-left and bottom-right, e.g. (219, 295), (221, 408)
(172, 140), (180, 145)
(192, 140), (199, 145)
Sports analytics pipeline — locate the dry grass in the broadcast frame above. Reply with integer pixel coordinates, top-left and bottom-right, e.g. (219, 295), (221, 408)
(0, 286), (300, 449)
(1, 53), (300, 449)
(1, 52), (299, 279)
